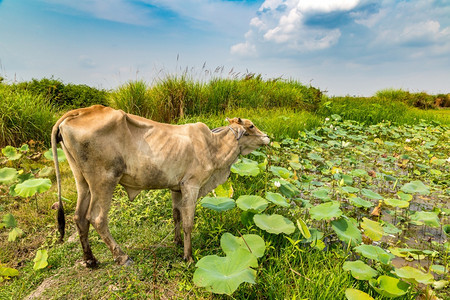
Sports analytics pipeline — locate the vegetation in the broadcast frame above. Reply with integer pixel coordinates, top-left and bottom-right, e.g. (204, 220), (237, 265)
(0, 73), (449, 299)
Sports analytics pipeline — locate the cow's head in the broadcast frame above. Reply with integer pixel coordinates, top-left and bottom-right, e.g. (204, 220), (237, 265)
(227, 117), (270, 155)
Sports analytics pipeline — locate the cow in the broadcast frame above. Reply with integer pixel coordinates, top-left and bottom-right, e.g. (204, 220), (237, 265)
(51, 105), (270, 267)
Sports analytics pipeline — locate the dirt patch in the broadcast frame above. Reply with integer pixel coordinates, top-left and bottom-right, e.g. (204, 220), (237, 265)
(24, 276), (57, 300)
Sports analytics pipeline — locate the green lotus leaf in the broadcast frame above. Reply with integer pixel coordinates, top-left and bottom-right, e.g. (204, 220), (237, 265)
(369, 276), (410, 298)
(201, 197), (235, 212)
(345, 288), (375, 300)
(193, 248), (257, 295)
(393, 266), (434, 285)
(269, 166), (292, 179)
(43, 148), (67, 162)
(0, 264), (19, 278)
(33, 249), (48, 271)
(310, 201), (342, 221)
(8, 227), (24, 242)
(397, 191), (412, 201)
(382, 221), (402, 235)
(331, 217), (362, 246)
(354, 244), (394, 264)
(253, 214), (295, 235)
(38, 166), (54, 178)
(401, 180), (430, 195)
(361, 188), (383, 200)
(348, 196), (374, 209)
(430, 265), (446, 275)
(0, 167), (19, 184)
(410, 211), (440, 228)
(236, 195), (268, 213)
(312, 187), (331, 201)
(2, 213), (17, 228)
(351, 169), (368, 177)
(2, 146), (22, 161)
(278, 180), (300, 198)
(443, 224), (450, 236)
(384, 198), (409, 208)
(15, 178), (52, 198)
(297, 218), (311, 239)
(231, 159), (260, 176)
(341, 186), (360, 194)
(214, 181), (233, 198)
(265, 192), (289, 207)
(343, 260), (378, 280)
(220, 232), (265, 258)
(361, 217), (383, 241)
(307, 152), (324, 162)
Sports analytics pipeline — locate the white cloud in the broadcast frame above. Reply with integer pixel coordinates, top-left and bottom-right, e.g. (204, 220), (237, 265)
(232, 0), (358, 54)
(230, 41), (257, 56)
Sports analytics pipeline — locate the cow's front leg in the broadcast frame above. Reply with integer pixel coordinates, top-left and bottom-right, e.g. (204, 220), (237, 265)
(171, 191), (183, 246)
(180, 185), (199, 262)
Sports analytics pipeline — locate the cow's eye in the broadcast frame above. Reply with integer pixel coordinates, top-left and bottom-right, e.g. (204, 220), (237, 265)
(249, 125), (254, 129)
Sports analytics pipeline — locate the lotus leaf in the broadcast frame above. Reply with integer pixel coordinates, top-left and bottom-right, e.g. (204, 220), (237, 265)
(354, 244), (394, 264)
(2, 213), (17, 228)
(200, 197), (235, 212)
(15, 178), (52, 198)
(361, 189), (383, 200)
(253, 214), (295, 235)
(343, 260), (378, 280)
(2, 146), (22, 161)
(401, 180), (430, 195)
(307, 152), (324, 162)
(44, 148), (67, 162)
(309, 201), (342, 220)
(0, 167), (19, 184)
(351, 169), (368, 177)
(311, 187), (331, 201)
(331, 217), (362, 246)
(348, 196), (374, 209)
(265, 192), (289, 207)
(220, 232), (265, 258)
(369, 276), (410, 298)
(397, 191), (412, 201)
(393, 266), (434, 285)
(8, 227), (23, 242)
(345, 288), (375, 300)
(193, 248), (257, 295)
(269, 166), (292, 179)
(341, 186), (360, 194)
(430, 265), (446, 275)
(33, 249), (48, 271)
(384, 198), (409, 208)
(410, 211), (440, 228)
(236, 195), (268, 213)
(361, 217), (383, 241)
(0, 264), (19, 278)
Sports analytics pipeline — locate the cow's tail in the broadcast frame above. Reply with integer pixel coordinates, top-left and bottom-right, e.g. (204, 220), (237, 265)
(51, 122), (65, 242)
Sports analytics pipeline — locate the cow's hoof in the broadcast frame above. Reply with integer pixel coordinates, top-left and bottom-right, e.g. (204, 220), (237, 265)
(183, 256), (194, 263)
(115, 255), (132, 266)
(123, 257), (134, 267)
(81, 259), (98, 268)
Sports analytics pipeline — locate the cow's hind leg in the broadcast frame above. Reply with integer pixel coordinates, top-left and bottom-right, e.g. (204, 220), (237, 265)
(87, 181), (131, 265)
(64, 148), (98, 267)
(180, 186), (199, 262)
(171, 191), (183, 246)
(74, 177), (97, 268)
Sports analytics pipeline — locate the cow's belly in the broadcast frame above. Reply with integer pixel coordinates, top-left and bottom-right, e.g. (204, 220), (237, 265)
(119, 163), (183, 190)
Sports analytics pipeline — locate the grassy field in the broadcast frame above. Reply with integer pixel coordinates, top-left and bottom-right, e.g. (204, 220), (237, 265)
(0, 76), (449, 299)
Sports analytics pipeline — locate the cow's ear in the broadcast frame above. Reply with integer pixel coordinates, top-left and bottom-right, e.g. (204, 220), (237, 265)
(237, 118), (243, 124)
(226, 117), (231, 123)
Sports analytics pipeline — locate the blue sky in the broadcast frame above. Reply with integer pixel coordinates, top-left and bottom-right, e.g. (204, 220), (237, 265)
(0, 0), (449, 96)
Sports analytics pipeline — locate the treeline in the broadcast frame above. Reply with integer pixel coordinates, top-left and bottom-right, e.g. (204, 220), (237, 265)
(0, 75), (448, 147)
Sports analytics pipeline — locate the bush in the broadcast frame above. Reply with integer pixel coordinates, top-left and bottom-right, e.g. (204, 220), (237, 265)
(109, 80), (154, 118)
(0, 86), (55, 147)
(12, 78), (108, 110)
(376, 88), (436, 109)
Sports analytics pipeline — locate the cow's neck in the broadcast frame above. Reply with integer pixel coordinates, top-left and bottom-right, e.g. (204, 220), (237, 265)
(212, 127), (241, 170)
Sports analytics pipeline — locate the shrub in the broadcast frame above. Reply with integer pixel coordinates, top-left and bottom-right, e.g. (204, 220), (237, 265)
(0, 86), (55, 147)
(109, 80), (154, 118)
(12, 78), (107, 110)
(376, 88), (436, 109)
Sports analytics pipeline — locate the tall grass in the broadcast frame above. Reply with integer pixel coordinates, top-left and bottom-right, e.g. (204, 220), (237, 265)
(0, 86), (55, 147)
(319, 96), (449, 125)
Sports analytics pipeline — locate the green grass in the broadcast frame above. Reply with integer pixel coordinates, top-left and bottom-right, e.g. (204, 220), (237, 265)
(0, 86), (56, 147)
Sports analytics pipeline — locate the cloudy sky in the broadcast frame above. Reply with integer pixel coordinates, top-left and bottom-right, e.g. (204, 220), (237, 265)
(0, 0), (449, 96)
